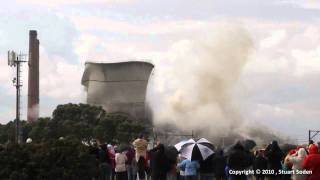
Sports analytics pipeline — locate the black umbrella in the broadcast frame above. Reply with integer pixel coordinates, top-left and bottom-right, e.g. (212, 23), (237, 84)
(180, 138), (215, 161)
(165, 146), (179, 163)
(224, 141), (245, 156)
(241, 139), (257, 151)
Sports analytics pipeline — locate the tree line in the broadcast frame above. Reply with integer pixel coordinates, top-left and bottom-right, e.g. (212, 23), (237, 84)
(0, 103), (149, 179)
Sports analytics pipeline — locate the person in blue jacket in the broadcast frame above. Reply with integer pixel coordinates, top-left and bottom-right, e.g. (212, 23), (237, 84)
(177, 159), (200, 180)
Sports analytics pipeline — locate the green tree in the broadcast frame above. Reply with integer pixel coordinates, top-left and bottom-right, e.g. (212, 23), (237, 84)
(0, 138), (98, 180)
(0, 121), (15, 143)
(27, 117), (50, 142)
(1, 103), (150, 144)
(0, 103), (151, 179)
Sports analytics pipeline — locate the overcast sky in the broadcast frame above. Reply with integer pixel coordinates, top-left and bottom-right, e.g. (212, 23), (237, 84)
(0, 0), (319, 143)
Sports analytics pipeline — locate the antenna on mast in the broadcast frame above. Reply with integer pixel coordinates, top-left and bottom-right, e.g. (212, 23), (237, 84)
(8, 50), (17, 67)
(7, 50), (27, 144)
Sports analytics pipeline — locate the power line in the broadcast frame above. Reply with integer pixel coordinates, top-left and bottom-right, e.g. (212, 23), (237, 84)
(309, 130), (320, 142)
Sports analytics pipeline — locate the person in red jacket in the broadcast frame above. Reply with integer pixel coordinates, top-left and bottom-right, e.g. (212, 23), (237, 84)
(303, 144), (320, 180)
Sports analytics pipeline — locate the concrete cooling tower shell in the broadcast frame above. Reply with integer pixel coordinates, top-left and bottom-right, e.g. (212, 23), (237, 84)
(81, 61), (154, 121)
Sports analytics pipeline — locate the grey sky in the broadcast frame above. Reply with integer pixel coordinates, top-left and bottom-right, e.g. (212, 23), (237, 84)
(0, 0), (319, 143)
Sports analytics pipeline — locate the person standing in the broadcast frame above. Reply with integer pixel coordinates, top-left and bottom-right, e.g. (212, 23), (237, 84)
(167, 164), (178, 180)
(303, 144), (320, 180)
(213, 150), (226, 180)
(131, 156), (138, 180)
(253, 150), (268, 180)
(287, 148), (307, 180)
(177, 159), (200, 180)
(178, 155), (187, 180)
(126, 144), (135, 180)
(107, 144), (116, 180)
(90, 140), (108, 180)
(133, 134), (148, 180)
(199, 154), (215, 180)
(115, 149), (128, 180)
(265, 141), (284, 180)
(133, 134), (148, 160)
(149, 143), (167, 180)
(99, 143), (112, 180)
(227, 142), (252, 180)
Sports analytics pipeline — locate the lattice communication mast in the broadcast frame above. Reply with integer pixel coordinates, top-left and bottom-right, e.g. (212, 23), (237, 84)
(8, 51), (27, 144)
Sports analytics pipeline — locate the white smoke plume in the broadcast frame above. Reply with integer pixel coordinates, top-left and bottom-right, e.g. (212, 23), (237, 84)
(149, 22), (282, 144)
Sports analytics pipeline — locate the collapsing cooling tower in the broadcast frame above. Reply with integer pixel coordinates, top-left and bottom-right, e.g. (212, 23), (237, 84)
(81, 61), (154, 121)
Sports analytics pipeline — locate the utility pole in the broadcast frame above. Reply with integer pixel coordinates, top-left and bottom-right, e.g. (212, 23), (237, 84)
(8, 51), (27, 144)
(309, 130), (311, 143)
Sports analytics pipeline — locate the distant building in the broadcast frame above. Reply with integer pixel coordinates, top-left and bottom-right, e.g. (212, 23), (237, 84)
(81, 61), (154, 121)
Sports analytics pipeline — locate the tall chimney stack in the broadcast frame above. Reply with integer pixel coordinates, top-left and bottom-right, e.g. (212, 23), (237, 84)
(27, 30), (39, 122)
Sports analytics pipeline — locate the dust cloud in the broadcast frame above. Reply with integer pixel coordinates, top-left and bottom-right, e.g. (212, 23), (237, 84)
(149, 23), (282, 145)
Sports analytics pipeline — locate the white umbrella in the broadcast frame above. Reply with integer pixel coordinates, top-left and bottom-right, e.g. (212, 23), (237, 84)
(180, 138), (215, 160)
(174, 139), (190, 151)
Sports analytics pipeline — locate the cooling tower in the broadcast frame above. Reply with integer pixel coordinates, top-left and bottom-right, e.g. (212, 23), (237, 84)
(81, 61), (154, 121)
(27, 30), (39, 123)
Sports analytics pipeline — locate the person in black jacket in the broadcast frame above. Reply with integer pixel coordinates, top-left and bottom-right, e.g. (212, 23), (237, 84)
(99, 143), (112, 180)
(213, 150), (226, 180)
(253, 150), (268, 180)
(227, 142), (252, 180)
(149, 143), (167, 180)
(200, 154), (215, 180)
(264, 141), (284, 180)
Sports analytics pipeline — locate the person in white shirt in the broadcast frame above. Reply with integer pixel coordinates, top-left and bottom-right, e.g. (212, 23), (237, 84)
(115, 149), (128, 180)
(287, 148), (307, 180)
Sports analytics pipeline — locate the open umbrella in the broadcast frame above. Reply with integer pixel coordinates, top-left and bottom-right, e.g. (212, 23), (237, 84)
(165, 146), (179, 163)
(241, 139), (256, 151)
(174, 139), (189, 151)
(180, 138), (215, 160)
(224, 140), (257, 156)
